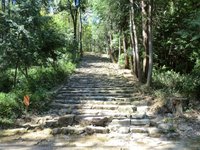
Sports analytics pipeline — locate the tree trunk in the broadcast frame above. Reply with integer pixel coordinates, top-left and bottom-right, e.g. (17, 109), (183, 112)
(141, 0), (149, 79)
(68, 0), (78, 61)
(130, 0), (142, 82)
(2, 0), (5, 12)
(14, 61), (19, 87)
(118, 34), (121, 67)
(108, 32), (117, 63)
(130, 11), (136, 74)
(79, 7), (83, 58)
(146, 0), (153, 86)
(122, 32), (129, 69)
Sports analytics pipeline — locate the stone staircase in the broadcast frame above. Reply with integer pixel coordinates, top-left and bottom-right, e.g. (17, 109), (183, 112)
(38, 53), (157, 137)
(0, 53), (194, 149)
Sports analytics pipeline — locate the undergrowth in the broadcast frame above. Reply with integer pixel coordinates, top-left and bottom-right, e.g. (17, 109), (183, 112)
(0, 58), (75, 127)
(152, 66), (200, 106)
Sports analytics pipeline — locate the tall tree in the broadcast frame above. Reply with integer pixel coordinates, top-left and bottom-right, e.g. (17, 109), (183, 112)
(130, 0), (142, 82)
(67, 0), (78, 61)
(146, 0), (153, 86)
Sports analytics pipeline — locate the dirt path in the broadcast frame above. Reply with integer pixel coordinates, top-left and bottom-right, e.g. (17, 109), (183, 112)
(0, 53), (199, 150)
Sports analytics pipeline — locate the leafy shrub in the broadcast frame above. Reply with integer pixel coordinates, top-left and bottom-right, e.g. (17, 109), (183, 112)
(0, 72), (13, 93)
(119, 53), (125, 68)
(29, 88), (52, 112)
(0, 93), (21, 119)
(153, 66), (200, 98)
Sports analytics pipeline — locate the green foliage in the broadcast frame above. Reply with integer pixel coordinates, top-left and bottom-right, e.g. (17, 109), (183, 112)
(153, 66), (200, 98)
(0, 58), (75, 122)
(154, 1), (200, 73)
(0, 72), (13, 93)
(118, 53), (125, 68)
(0, 0), (77, 125)
(0, 93), (21, 119)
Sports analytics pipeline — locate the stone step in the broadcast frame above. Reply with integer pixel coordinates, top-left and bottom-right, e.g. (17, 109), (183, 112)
(58, 89), (136, 95)
(61, 96), (143, 100)
(54, 99), (132, 105)
(45, 114), (130, 128)
(50, 123), (110, 135)
(108, 126), (149, 134)
(75, 116), (112, 126)
(49, 108), (134, 117)
(55, 96), (143, 101)
(62, 85), (135, 89)
(109, 118), (150, 126)
(59, 93), (140, 97)
(51, 126), (85, 135)
(68, 80), (129, 84)
(61, 87), (136, 91)
(50, 103), (137, 112)
(54, 99), (148, 107)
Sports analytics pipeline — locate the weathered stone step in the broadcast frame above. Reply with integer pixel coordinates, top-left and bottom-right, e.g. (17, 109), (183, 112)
(50, 103), (137, 111)
(61, 87), (136, 91)
(66, 85), (135, 88)
(69, 76), (124, 80)
(50, 108), (134, 117)
(51, 126), (109, 135)
(54, 99), (132, 105)
(109, 126), (149, 134)
(62, 85), (135, 88)
(45, 114), (128, 127)
(109, 118), (150, 126)
(59, 93), (140, 98)
(72, 108), (135, 115)
(75, 116), (112, 126)
(55, 96), (143, 101)
(58, 90), (136, 94)
(56, 95), (143, 102)
(53, 99), (148, 107)
(68, 79), (128, 83)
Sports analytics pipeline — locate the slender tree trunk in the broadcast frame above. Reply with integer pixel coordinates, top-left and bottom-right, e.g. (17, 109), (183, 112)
(2, 0), (5, 12)
(79, 7), (83, 57)
(141, 0), (149, 79)
(130, 11), (136, 73)
(122, 32), (129, 69)
(146, 0), (153, 86)
(108, 32), (117, 63)
(68, 0), (78, 61)
(14, 61), (19, 87)
(118, 34), (121, 67)
(130, 0), (142, 82)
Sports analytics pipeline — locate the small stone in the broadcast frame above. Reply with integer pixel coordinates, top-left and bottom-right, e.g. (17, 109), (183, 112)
(110, 119), (130, 126)
(158, 123), (174, 133)
(131, 119), (150, 126)
(59, 108), (72, 115)
(51, 128), (62, 135)
(45, 120), (58, 128)
(58, 115), (75, 126)
(61, 127), (84, 135)
(77, 116), (112, 126)
(117, 127), (130, 134)
(118, 106), (137, 114)
(166, 132), (180, 139)
(131, 113), (148, 119)
(85, 126), (109, 134)
(148, 127), (161, 137)
(130, 127), (148, 133)
(108, 125), (120, 132)
(178, 123), (193, 131)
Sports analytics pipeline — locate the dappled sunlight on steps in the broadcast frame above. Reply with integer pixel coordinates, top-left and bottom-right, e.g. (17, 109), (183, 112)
(0, 53), (199, 150)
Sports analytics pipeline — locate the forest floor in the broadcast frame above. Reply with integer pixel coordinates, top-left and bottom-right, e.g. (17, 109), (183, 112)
(0, 53), (200, 150)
